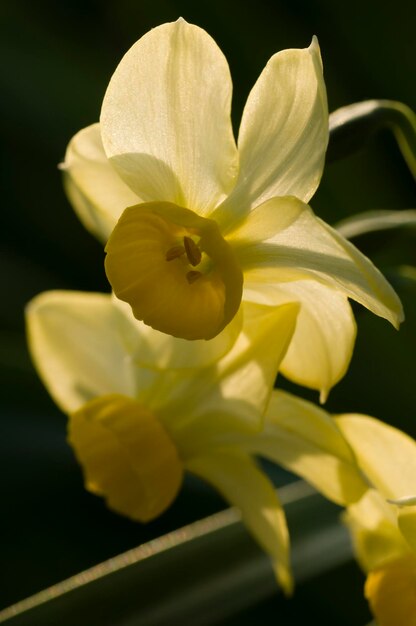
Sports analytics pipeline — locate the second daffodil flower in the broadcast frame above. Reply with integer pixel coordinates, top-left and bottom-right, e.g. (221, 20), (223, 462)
(62, 19), (403, 399)
(337, 415), (416, 626)
(26, 291), (367, 593)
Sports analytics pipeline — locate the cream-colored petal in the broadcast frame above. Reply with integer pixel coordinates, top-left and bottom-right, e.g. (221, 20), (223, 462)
(231, 196), (403, 328)
(26, 289), (246, 417)
(237, 390), (367, 505)
(62, 124), (140, 242)
(162, 301), (299, 437)
(244, 281), (356, 401)
(100, 19), (238, 214)
(186, 449), (292, 594)
(336, 415), (416, 502)
(344, 489), (410, 572)
(397, 507), (416, 554)
(213, 37), (327, 230)
(25, 291), (142, 413)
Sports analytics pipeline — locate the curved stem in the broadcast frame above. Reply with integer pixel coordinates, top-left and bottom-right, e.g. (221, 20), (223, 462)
(328, 100), (416, 179)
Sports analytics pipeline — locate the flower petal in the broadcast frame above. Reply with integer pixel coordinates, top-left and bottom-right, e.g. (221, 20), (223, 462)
(100, 19), (238, 214)
(241, 390), (368, 505)
(186, 449), (292, 594)
(213, 37), (327, 229)
(62, 124), (140, 242)
(343, 489), (410, 572)
(112, 295), (243, 371)
(336, 415), (416, 506)
(244, 280), (356, 401)
(163, 301), (299, 440)
(26, 290), (244, 417)
(105, 202), (243, 340)
(231, 196), (403, 328)
(397, 506), (416, 554)
(365, 555), (416, 626)
(25, 291), (141, 413)
(69, 394), (183, 522)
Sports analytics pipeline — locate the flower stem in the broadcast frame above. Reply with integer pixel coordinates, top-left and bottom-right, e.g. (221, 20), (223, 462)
(328, 100), (416, 179)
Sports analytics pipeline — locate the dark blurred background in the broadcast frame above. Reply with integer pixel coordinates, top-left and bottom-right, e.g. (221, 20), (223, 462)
(1, 0), (415, 622)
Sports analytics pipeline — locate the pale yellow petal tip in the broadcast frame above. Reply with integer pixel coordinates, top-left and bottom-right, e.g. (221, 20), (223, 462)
(309, 35), (322, 64)
(387, 495), (416, 508)
(273, 561), (294, 597)
(394, 304), (405, 330)
(319, 387), (329, 404)
(25, 289), (68, 319)
(68, 394), (184, 522)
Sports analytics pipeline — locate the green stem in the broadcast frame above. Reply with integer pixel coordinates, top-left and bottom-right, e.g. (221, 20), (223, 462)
(328, 100), (416, 179)
(0, 482), (353, 626)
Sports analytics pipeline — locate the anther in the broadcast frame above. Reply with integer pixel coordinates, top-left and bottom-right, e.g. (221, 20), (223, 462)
(186, 270), (202, 284)
(166, 245), (186, 261)
(183, 236), (202, 266)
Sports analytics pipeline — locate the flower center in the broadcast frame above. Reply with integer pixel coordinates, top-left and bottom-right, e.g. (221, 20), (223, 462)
(105, 201), (243, 340)
(68, 394), (184, 522)
(166, 235), (204, 284)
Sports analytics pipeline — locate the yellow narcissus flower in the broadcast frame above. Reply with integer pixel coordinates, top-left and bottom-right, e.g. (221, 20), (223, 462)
(336, 415), (416, 626)
(62, 19), (403, 401)
(26, 291), (368, 593)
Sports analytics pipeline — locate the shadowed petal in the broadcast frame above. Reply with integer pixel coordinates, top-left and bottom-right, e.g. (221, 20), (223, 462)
(186, 449), (293, 594)
(244, 280), (356, 401)
(62, 124), (141, 242)
(240, 390), (367, 505)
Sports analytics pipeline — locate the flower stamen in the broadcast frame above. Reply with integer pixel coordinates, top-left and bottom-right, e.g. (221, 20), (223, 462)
(165, 245), (186, 261)
(183, 236), (202, 266)
(186, 270), (203, 284)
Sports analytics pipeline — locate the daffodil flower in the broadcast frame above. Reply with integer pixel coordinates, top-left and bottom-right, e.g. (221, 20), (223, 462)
(62, 19), (403, 400)
(26, 291), (367, 593)
(336, 415), (416, 626)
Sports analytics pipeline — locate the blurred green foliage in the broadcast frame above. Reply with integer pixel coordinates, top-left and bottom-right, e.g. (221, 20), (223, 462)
(0, 0), (415, 622)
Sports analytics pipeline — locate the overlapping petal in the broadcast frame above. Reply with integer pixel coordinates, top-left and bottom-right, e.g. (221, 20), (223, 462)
(336, 415), (416, 501)
(26, 290), (245, 419)
(238, 390), (367, 505)
(231, 196), (403, 329)
(337, 414), (416, 552)
(244, 280), (356, 400)
(344, 489), (411, 572)
(100, 19), (238, 213)
(62, 124), (140, 242)
(162, 302), (299, 439)
(186, 449), (292, 594)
